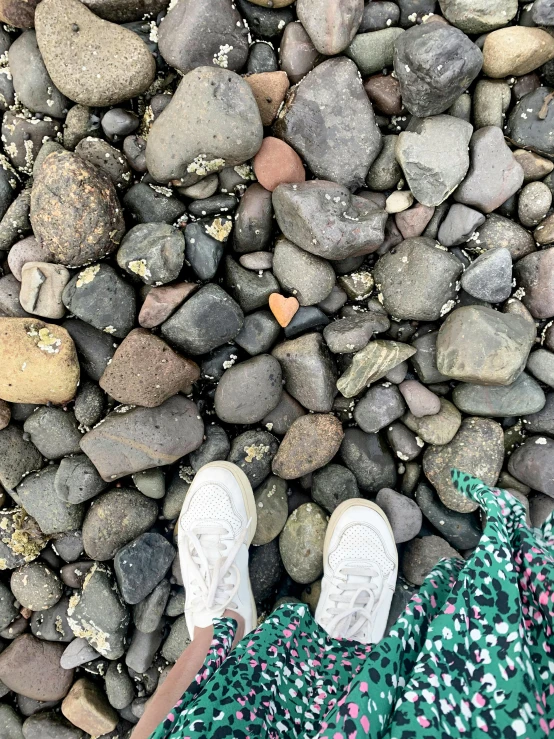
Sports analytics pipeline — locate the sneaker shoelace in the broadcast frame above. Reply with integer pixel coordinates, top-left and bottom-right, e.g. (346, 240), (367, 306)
(324, 562), (382, 640)
(183, 520), (249, 615)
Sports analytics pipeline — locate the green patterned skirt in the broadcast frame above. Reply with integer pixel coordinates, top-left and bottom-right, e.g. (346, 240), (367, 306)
(150, 472), (554, 738)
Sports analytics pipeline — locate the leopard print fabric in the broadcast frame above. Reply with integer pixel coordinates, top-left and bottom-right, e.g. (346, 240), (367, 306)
(149, 472), (554, 739)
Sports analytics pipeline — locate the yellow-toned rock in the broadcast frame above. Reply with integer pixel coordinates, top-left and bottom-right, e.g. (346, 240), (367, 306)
(483, 27), (554, 78)
(0, 318), (79, 404)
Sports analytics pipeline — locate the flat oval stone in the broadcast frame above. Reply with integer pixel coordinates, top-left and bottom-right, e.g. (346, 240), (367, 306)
(214, 354), (282, 424)
(375, 487), (422, 544)
(0, 318), (79, 405)
(508, 435), (554, 496)
(272, 413), (344, 479)
(0, 635), (73, 701)
(80, 396), (204, 481)
(9, 30), (68, 117)
(275, 57), (381, 190)
(279, 502), (328, 584)
(35, 0), (156, 106)
(273, 236), (335, 306)
(30, 151), (124, 268)
(146, 67), (263, 185)
(252, 475), (289, 546)
(452, 373), (546, 417)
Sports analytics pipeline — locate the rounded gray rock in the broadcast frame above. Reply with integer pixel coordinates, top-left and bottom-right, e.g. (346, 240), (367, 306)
(214, 354), (282, 424)
(11, 562), (63, 611)
(273, 237), (335, 306)
(158, 0), (249, 74)
(375, 488), (422, 543)
(117, 223), (185, 286)
(146, 66), (263, 185)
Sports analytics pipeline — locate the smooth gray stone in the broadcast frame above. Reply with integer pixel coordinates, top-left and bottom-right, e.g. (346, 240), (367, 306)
(273, 237), (335, 306)
(374, 237), (462, 321)
(114, 533), (175, 605)
(214, 354), (282, 424)
(161, 284), (244, 356)
(224, 256), (279, 313)
(354, 384), (406, 433)
(146, 67), (262, 185)
(527, 348), (554, 387)
(274, 57), (381, 190)
(158, 0), (249, 74)
(190, 425), (230, 472)
(454, 126), (524, 214)
(375, 487), (422, 543)
(272, 332), (337, 412)
(523, 392), (554, 435)
(509, 436), (554, 496)
(235, 311), (281, 356)
(14, 466), (85, 535)
(340, 428), (397, 493)
(436, 305), (535, 386)
(9, 30), (68, 117)
(60, 638), (100, 669)
(507, 88), (554, 160)
(160, 615), (190, 663)
(133, 580), (171, 634)
(297, 0), (363, 55)
(452, 373), (546, 417)
(346, 27), (404, 76)
(105, 660), (135, 710)
(23, 407), (81, 460)
(0, 425), (43, 491)
(126, 622), (164, 674)
(439, 0), (518, 33)
(437, 203), (486, 246)
(117, 223), (185, 285)
(461, 247), (513, 303)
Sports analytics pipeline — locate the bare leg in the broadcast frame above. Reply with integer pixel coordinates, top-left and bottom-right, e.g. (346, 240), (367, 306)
(131, 610), (245, 739)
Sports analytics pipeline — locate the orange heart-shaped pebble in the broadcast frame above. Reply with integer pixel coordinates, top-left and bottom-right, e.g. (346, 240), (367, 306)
(269, 293), (299, 327)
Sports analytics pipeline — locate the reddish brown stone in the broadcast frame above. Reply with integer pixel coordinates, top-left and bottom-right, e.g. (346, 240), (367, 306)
(62, 678), (118, 736)
(514, 247), (554, 319)
(99, 328), (200, 407)
(395, 203), (435, 239)
(0, 634), (73, 700)
(364, 74), (403, 116)
(246, 71), (290, 126)
(0, 0), (40, 27)
(138, 282), (198, 329)
(253, 137), (305, 193)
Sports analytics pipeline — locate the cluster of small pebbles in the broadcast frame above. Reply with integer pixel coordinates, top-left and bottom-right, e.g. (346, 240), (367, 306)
(1, 0), (554, 735)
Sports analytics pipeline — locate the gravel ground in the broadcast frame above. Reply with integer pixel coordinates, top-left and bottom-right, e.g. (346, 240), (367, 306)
(0, 0), (554, 736)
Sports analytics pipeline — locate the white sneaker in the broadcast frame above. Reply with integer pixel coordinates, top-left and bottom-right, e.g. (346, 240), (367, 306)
(315, 499), (398, 644)
(178, 461), (257, 640)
